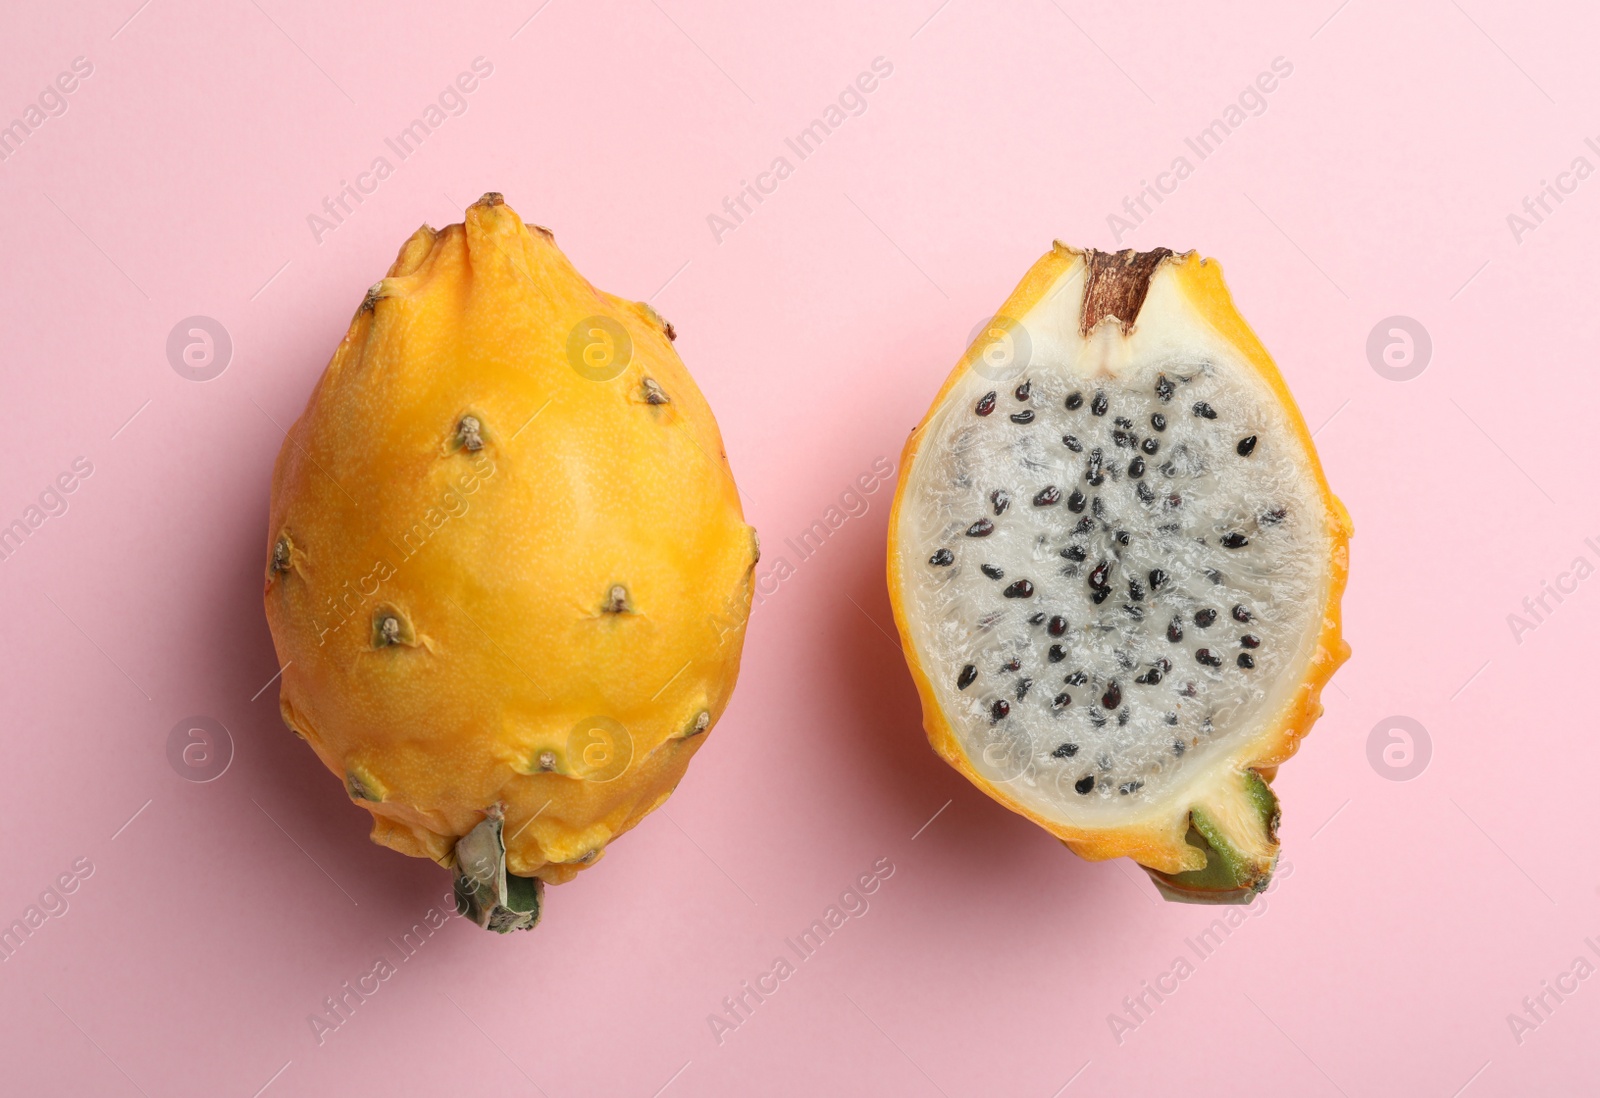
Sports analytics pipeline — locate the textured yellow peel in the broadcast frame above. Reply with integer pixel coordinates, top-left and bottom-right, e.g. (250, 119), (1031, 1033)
(886, 243), (1351, 885)
(264, 194), (755, 888)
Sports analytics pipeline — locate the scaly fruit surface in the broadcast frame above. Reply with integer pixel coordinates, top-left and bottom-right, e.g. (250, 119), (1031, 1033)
(887, 246), (1350, 904)
(264, 194), (755, 930)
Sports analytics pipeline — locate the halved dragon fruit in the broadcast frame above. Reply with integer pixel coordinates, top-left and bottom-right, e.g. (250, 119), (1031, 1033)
(887, 246), (1351, 904)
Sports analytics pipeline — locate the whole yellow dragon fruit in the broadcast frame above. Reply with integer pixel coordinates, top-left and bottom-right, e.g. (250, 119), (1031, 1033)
(263, 194), (755, 931)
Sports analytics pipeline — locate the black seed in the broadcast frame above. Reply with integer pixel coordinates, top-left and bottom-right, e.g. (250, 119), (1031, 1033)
(991, 489), (1010, 515)
(1048, 644), (1066, 663)
(991, 699), (1010, 721)
(1091, 587), (1111, 604)
(1232, 604), (1252, 623)
(1003, 580), (1035, 598)
(1160, 461), (1175, 477)
(966, 519), (994, 537)
(1166, 493), (1183, 509)
(1061, 545), (1086, 562)
(929, 548), (954, 566)
(1151, 413), (1167, 431)
(1156, 375), (1175, 402)
(1092, 496), (1105, 519)
(1075, 775), (1095, 794)
(1136, 482), (1155, 502)
(1067, 489), (1086, 513)
(1149, 568), (1168, 589)
(1047, 615), (1068, 637)
(1238, 653), (1255, 669)
(1101, 682), (1121, 709)
(1119, 780), (1143, 795)
(1237, 435), (1257, 457)
(1157, 658), (1172, 673)
(1115, 416), (1133, 428)
(981, 564), (1005, 579)
(1128, 456), (1145, 478)
(1075, 516), (1094, 534)
(1033, 485), (1061, 507)
(1016, 677), (1033, 700)
(1221, 533), (1250, 549)
(1090, 392), (1108, 416)
(1118, 708), (1131, 726)
(1085, 448), (1103, 482)
(1124, 604), (1144, 621)
(1172, 740), (1186, 755)
(1194, 608), (1217, 628)
(1261, 508), (1287, 526)
(1064, 671), (1088, 686)
(1135, 668), (1162, 685)
(1114, 530), (1129, 546)
(1088, 561), (1112, 589)
(1112, 429), (1133, 448)
(976, 392), (996, 416)
(1015, 380), (1032, 401)
(1205, 568), (1224, 585)
(1196, 649), (1222, 667)
(1128, 579), (1145, 601)
(1241, 634), (1261, 649)
(1052, 742), (1078, 758)
(1002, 657), (1022, 671)
(1115, 649), (1135, 671)
(1066, 391), (1084, 410)
(1193, 401), (1217, 419)
(1167, 619), (1184, 643)
(1182, 681), (1197, 697)
(1010, 410), (1035, 425)
(1028, 612), (1045, 625)
(1140, 437), (1159, 455)
(1053, 693), (1072, 710)
(957, 664), (977, 690)
(1063, 434), (1083, 453)
(1166, 712), (1179, 726)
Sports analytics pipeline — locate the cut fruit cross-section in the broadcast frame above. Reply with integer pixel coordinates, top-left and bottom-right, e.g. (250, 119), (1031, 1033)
(887, 246), (1351, 904)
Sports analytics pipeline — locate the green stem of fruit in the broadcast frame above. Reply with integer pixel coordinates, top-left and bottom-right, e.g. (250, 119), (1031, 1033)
(453, 810), (543, 932)
(1143, 769), (1280, 905)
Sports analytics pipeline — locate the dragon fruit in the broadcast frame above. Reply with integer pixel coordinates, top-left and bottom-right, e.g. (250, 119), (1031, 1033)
(887, 246), (1350, 903)
(264, 194), (756, 930)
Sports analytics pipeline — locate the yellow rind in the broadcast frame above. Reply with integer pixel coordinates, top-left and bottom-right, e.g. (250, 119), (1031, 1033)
(886, 244), (1351, 877)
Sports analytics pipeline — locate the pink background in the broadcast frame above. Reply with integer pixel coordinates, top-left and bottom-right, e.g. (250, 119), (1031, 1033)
(2, 1), (1596, 1094)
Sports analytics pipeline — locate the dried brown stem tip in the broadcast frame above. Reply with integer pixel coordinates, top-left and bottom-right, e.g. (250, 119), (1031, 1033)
(1080, 248), (1174, 336)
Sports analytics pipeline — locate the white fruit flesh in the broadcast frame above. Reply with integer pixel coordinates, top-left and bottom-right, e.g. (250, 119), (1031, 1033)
(895, 258), (1333, 827)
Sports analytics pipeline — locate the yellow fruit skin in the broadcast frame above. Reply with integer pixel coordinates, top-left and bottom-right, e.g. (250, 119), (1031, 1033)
(887, 244), (1351, 877)
(264, 195), (755, 884)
